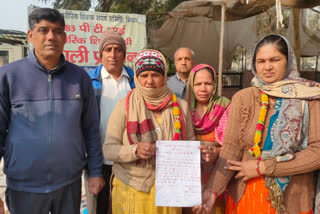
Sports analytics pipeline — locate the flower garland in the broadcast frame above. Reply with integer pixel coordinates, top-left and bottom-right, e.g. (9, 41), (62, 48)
(172, 94), (181, 140)
(249, 91), (268, 159)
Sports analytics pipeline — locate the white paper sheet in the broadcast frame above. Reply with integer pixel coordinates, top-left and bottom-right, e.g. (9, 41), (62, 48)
(155, 140), (201, 207)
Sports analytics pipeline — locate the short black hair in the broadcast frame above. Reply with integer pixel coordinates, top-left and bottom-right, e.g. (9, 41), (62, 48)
(28, 8), (65, 30)
(253, 35), (288, 68)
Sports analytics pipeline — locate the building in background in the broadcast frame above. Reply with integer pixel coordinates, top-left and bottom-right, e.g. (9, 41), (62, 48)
(0, 29), (27, 66)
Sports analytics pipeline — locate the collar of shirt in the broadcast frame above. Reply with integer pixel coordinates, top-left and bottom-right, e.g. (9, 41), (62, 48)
(176, 73), (188, 84)
(101, 66), (130, 80)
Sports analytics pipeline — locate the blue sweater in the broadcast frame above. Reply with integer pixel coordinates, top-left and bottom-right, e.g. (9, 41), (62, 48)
(0, 51), (103, 193)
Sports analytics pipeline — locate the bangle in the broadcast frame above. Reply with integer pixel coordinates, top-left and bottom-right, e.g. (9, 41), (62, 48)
(256, 160), (262, 176)
(206, 186), (218, 198)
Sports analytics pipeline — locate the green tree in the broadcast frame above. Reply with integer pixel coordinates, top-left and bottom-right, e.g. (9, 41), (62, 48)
(40, 0), (187, 14)
(41, 0), (91, 10)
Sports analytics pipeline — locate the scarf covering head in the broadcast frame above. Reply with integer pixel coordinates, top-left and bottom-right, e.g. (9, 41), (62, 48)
(185, 64), (230, 135)
(251, 34), (320, 212)
(126, 49), (186, 158)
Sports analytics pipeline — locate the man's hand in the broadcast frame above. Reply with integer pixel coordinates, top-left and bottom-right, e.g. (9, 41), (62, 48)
(88, 177), (105, 195)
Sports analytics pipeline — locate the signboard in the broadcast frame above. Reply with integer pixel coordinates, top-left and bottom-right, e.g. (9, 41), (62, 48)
(58, 9), (146, 68)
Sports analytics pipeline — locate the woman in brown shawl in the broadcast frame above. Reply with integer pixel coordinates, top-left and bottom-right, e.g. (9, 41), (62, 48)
(193, 35), (320, 214)
(104, 49), (195, 214)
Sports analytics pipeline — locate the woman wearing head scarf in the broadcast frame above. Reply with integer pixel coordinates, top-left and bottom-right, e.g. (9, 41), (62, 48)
(185, 64), (230, 214)
(104, 49), (195, 214)
(193, 35), (320, 214)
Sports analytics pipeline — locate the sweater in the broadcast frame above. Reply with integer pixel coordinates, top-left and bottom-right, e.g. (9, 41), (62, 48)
(0, 51), (103, 193)
(104, 97), (195, 193)
(208, 87), (320, 214)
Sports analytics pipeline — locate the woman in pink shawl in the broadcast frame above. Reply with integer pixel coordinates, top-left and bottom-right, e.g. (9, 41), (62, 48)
(185, 64), (230, 214)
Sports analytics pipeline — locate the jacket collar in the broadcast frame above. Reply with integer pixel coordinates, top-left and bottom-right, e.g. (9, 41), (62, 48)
(28, 49), (66, 74)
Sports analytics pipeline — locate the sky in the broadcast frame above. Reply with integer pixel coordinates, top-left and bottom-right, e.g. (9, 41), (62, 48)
(0, 0), (53, 32)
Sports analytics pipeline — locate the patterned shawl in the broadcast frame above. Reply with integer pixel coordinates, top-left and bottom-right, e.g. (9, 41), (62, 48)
(251, 35), (320, 212)
(126, 49), (186, 151)
(185, 64), (230, 135)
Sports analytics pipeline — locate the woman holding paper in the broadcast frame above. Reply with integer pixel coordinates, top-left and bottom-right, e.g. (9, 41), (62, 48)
(193, 34), (320, 214)
(185, 64), (230, 214)
(104, 49), (195, 214)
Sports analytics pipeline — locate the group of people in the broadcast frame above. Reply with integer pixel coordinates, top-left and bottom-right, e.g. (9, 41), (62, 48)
(0, 7), (320, 214)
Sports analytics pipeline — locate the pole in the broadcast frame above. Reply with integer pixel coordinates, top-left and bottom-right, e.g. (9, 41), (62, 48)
(218, 4), (226, 96)
(292, 8), (301, 72)
(244, 49), (247, 71)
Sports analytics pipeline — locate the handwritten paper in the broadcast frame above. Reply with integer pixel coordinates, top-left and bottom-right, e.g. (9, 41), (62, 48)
(155, 140), (201, 207)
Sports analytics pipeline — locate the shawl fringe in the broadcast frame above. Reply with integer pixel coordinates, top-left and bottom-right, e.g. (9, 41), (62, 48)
(265, 176), (286, 213)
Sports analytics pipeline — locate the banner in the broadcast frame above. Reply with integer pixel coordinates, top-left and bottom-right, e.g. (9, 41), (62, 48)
(58, 9), (146, 68)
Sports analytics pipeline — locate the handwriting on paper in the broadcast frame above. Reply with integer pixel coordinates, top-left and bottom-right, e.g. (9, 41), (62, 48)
(155, 141), (201, 207)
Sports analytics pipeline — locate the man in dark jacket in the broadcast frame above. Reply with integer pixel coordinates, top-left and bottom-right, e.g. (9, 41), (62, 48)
(86, 28), (135, 214)
(0, 8), (104, 214)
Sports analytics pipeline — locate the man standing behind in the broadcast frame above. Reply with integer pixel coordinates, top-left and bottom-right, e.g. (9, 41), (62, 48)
(86, 28), (135, 214)
(167, 47), (195, 99)
(0, 8), (104, 214)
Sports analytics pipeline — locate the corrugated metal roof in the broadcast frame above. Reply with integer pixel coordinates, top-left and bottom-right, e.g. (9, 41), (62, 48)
(0, 29), (27, 45)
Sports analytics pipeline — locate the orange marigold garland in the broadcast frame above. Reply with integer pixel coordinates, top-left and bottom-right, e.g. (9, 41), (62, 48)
(172, 94), (181, 140)
(249, 91), (268, 159)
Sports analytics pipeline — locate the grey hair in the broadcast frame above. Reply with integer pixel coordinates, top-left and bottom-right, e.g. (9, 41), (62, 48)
(174, 47), (195, 60)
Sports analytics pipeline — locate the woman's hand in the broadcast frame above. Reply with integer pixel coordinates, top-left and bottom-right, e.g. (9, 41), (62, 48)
(0, 198), (4, 214)
(136, 142), (156, 159)
(225, 160), (263, 182)
(198, 144), (220, 163)
(192, 188), (217, 214)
